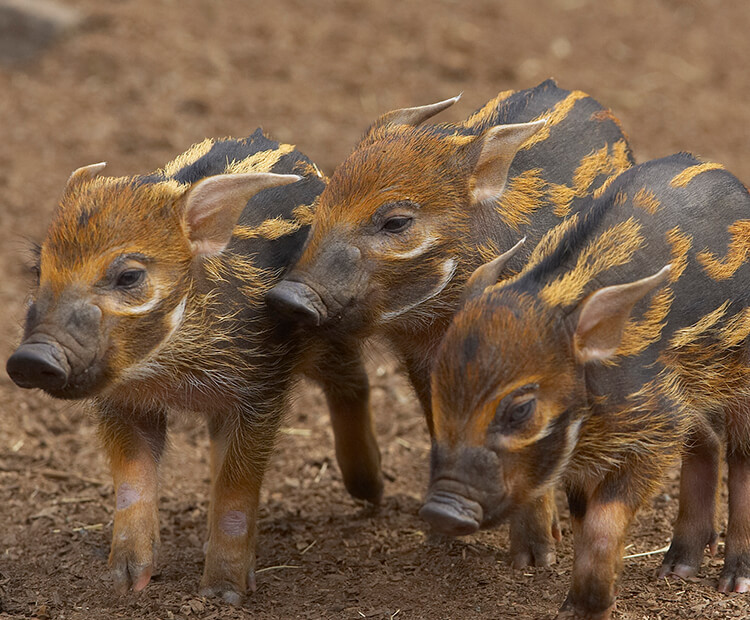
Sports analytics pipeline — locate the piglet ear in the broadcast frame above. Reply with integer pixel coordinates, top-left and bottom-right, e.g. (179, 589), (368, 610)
(470, 120), (547, 205)
(378, 95), (461, 127)
(459, 237), (526, 305)
(66, 162), (107, 190)
(184, 172), (300, 256)
(574, 265), (672, 363)
(361, 95), (461, 143)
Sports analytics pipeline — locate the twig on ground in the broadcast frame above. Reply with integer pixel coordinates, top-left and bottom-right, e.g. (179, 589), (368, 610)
(255, 565), (301, 574)
(314, 461), (328, 483)
(301, 540), (317, 555)
(280, 427), (312, 437)
(52, 522), (106, 534)
(623, 543), (671, 559)
(53, 496), (98, 505)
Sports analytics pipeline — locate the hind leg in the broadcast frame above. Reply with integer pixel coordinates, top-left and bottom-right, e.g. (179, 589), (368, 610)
(659, 425), (720, 579)
(718, 440), (750, 593)
(200, 409), (279, 603)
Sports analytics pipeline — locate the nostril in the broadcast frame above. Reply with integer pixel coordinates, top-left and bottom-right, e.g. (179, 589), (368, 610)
(288, 304), (320, 325)
(6, 344), (69, 391)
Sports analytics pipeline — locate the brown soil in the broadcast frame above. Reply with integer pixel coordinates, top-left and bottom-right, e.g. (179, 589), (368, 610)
(1, 1), (750, 618)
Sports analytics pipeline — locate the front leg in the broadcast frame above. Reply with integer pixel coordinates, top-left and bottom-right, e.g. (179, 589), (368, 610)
(200, 411), (278, 603)
(404, 354), (434, 433)
(312, 339), (383, 503)
(509, 490), (561, 568)
(98, 401), (167, 594)
(559, 487), (637, 620)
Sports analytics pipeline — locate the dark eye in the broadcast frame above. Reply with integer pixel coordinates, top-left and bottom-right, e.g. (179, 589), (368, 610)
(115, 269), (145, 288)
(507, 399), (535, 428)
(382, 216), (412, 233)
(29, 264), (41, 285)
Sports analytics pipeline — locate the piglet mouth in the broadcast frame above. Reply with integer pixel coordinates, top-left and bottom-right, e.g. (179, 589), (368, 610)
(419, 488), (484, 536)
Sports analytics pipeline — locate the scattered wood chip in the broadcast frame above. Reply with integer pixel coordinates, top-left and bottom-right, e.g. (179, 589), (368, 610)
(39, 467), (106, 486)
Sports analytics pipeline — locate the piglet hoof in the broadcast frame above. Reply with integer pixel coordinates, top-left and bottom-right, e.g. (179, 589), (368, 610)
(200, 556), (255, 604)
(508, 505), (560, 568)
(109, 540), (158, 595)
(556, 608), (613, 620)
(199, 582), (244, 605)
(557, 595), (614, 620)
(510, 537), (556, 569)
(658, 530), (717, 580)
(198, 582), (242, 605)
(717, 552), (750, 593)
(342, 471), (384, 505)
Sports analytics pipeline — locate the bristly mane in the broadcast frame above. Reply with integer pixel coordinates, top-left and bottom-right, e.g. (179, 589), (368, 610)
(513, 152), (702, 293)
(423, 78), (565, 140)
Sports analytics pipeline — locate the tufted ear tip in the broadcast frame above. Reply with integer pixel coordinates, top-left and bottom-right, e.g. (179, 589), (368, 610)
(374, 95), (460, 129)
(460, 237), (527, 305)
(66, 162), (107, 188)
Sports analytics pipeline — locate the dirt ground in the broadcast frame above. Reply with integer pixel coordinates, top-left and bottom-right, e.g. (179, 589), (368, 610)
(1, 0), (750, 618)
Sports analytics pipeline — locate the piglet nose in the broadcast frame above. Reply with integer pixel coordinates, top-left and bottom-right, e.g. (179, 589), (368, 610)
(6, 342), (70, 391)
(420, 489), (483, 536)
(265, 280), (326, 326)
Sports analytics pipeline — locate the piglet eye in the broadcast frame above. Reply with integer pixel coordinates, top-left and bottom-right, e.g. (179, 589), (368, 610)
(382, 216), (412, 233)
(115, 269), (145, 289)
(29, 264), (41, 285)
(507, 399), (535, 428)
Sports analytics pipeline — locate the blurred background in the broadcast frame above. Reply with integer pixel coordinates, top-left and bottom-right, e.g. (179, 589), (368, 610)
(1, 1), (748, 618)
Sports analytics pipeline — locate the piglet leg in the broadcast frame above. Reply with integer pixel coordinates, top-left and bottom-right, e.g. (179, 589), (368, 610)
(200, 411), (276, 604)
(660, 426), (720, 579)
(314, 340), (383, 504)
(558, 496), (635, 620)
(509, 489), (561, 568)
(718, 449), (750, 593)
(100, 404), (167, 594)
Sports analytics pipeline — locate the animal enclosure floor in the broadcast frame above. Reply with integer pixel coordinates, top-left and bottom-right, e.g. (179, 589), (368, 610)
(2, 1), (750, 618)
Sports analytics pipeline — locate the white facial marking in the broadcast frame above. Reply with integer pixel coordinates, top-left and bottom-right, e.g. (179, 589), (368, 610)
(219, 510), (248, 537)
(388, 235), (439, 260)
(166, 296), (187, 339)
(114, 296), (187, 385)
(379, 257), (457, 322)
(560, 418), (584, 466)
(123, 291), (162, 315)
(116, 482), (141, 510)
